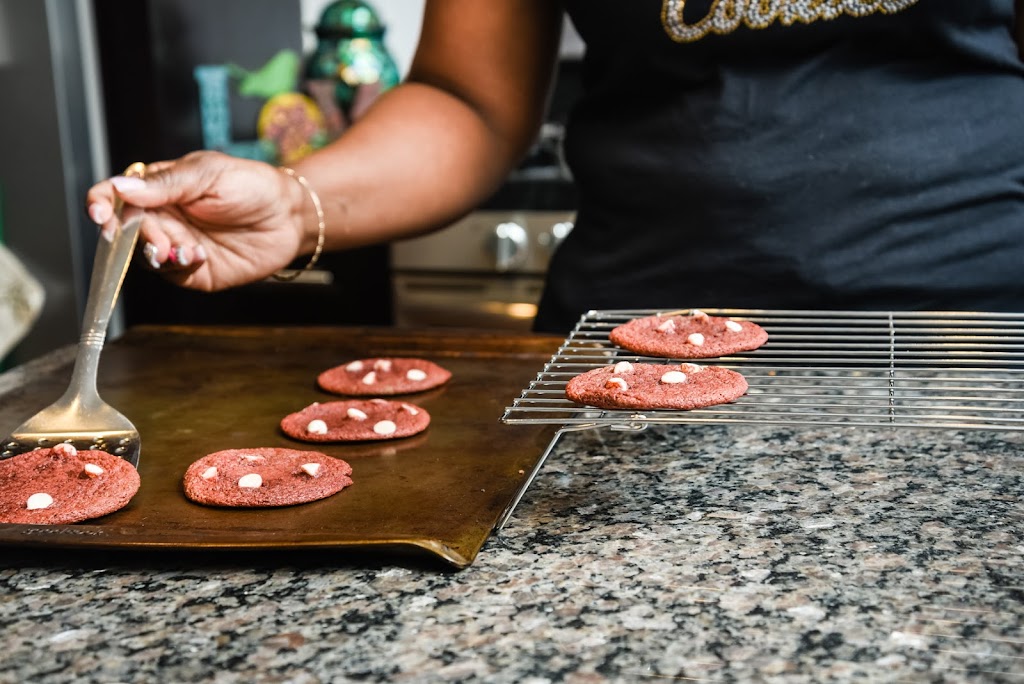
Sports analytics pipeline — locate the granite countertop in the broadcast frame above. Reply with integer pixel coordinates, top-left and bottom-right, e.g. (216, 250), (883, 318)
(2, 420), (1022, 683)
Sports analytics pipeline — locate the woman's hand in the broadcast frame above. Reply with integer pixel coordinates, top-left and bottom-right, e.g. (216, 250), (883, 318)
(86, 151), (311, 291)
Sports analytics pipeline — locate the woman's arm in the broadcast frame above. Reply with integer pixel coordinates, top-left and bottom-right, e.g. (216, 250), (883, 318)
(87, 0), (565, 291)
(293, 0), (566, 250)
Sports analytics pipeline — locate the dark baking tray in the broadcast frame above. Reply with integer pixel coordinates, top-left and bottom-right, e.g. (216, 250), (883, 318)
(0, 326), (560, 569)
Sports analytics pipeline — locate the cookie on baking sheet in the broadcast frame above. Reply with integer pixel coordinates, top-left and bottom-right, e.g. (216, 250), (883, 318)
(183, 447), (353, 508)
(281, 399), (430, 443)
(609, 310), (768, 359)
(565, 361), (748, 411)
(0, 445), (140, 524)
(318, 357), (451, 396)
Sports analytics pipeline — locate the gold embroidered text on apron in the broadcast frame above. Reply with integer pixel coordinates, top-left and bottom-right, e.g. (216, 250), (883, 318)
(662, 0), (921, 42)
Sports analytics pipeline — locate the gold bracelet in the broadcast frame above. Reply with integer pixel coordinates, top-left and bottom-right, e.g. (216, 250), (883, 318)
(273, 166), (326, 282)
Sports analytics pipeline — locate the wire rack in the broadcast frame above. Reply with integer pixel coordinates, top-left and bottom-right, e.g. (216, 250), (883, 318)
(501, 309), (1024, 432)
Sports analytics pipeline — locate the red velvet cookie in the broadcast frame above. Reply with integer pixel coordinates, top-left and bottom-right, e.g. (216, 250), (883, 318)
(318, 357), (451, 396)
(609, 311), (768, 359)
(281, 399), (430, 442)
(183, 447), (353, 508)
(0, 445), (140, 524)
(565, 361), (748, 410)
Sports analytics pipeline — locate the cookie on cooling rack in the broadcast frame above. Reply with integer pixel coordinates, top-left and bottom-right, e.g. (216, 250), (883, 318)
(183, 447), (353, 508)
(281, 399), (430, 442)
(565, 361), (748, 411)
(609, 310), (768, 359)
(317, 357), (451, 396)
(0, 445), (140, 524)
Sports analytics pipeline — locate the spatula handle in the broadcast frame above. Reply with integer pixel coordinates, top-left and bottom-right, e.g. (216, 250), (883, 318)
(70, 163), (146, 395)
(79, 215), (142, 347)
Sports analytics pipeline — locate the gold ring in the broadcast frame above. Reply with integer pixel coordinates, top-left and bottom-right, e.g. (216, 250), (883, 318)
(123, 161), (147, 179)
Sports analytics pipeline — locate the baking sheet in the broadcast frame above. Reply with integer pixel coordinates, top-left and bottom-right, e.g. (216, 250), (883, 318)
(0, 326), (560, 569)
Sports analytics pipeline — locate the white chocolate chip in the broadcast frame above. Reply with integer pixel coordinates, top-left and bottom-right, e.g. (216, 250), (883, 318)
(83, 463), (105, 478)
(306, 419), (328, 435)
(687, 333), (705, 346)
(406, 368), (427, 382)
(370, 398), (390, 406)
(374, 359), (393, 372)
(300, 463), (322, 477)
(53, 443), (77, 457)
(346, 407), (368, 421)
(240, 454), (264, 462)
(400, 403), (419, 415)
(26, 493), (54, 510)
(725, 320), (743, 333)
(660, 371), (688, 384)
(373, 420), (397, 436)
(681, 363), (704, 373)
(238, 473), (263, 489)
(361, 371), (377, 385)
(605, 377), (629, 391)
(657, 319), (677, 333)
(612, 361), (634, 374)
(690, 309), (710, 320)
(201, 466), (219, 480)
(345, 360), (364, 372)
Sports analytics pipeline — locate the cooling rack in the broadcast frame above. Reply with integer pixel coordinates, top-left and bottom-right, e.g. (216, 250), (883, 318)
(501, 309), (1024, 432)
(496, 309), (1024, 528)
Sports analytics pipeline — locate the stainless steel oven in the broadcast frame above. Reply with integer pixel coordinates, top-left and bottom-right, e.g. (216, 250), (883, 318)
(391, 208), (575, 331)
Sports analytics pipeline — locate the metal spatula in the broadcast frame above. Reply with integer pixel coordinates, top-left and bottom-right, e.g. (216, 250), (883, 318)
(1, 164), (145, 467)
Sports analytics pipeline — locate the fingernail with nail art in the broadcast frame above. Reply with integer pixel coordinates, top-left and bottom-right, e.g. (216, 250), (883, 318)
(110, 176), (146, 192)
(173, 246), (190, 267)
(194, 244), (208, 262)
(142, 242), (160, 269)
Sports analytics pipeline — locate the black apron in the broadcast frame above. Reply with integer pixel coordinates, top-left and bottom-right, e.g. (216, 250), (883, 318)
(536, 0), (1024, 332)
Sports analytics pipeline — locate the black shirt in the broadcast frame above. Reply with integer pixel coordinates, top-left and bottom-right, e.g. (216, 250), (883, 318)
(536, 0), (1024, 332)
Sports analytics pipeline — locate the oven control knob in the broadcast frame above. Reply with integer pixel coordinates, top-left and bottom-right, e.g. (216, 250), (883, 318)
(492, 221), (529, 271)
(551, 220), (574, 246)
(537, 220), (574, 251)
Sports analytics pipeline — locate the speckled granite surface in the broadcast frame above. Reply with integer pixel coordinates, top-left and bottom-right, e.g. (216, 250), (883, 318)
(1, 423), (1022, 683)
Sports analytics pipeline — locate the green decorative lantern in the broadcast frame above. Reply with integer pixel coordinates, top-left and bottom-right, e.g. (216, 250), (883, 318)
(306, 0), (400, 117)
